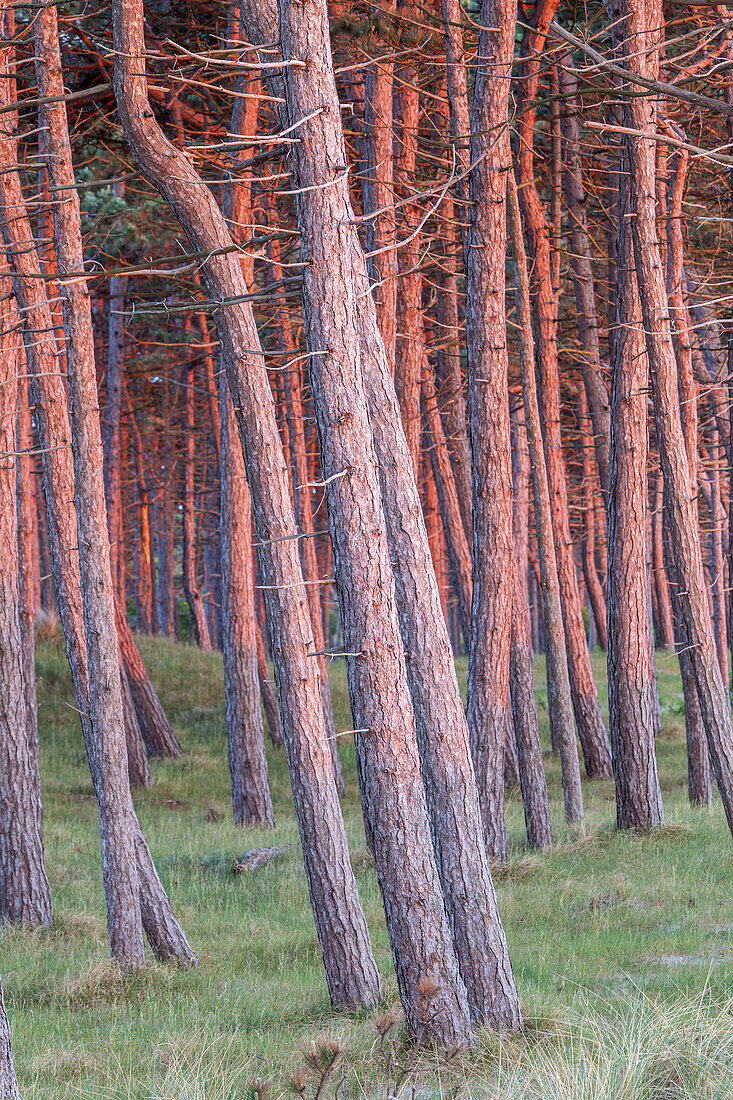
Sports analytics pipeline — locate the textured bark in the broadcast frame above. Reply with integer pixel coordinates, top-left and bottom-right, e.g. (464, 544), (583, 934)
(507, 174), (584, 824)
(438, 0), (471, 260)
(32, 4), (145, 966)
(0, 5), (195, 968)
(115, 600), (182, 757)
(361, 9), (397, 373)
(15, 368), (39, 778)
(393, 10), (422, 473)
(103, 267), (128, 601)
(617, 0), (733, 832)
(278, 0), (473, 1047)
(264, 233), (342, 793)
(422, 367), (473, 645)
(120, 664), (153, 790)
(509, 409), (553, 850)
(281, 0), (520, 1031)
(0, 288), (52, 926)
(112, 0), (380, 1009)
(464, 0), (519, 863)
(607, 162), (664, 832)
(651, 470), (675, 647)
(127, 397), (154, 635)
(155, 379), (178, 638)
(517, 6), (612, 779)
(558, 59), (610, 494)
(220, 380), (274, 827)
(0, 978), (20, 1100)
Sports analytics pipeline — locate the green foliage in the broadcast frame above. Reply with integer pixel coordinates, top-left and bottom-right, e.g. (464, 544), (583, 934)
(1, 638), (731, 1097)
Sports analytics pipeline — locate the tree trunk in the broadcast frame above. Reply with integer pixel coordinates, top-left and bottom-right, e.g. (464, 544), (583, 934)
(120, 664), (153, 790)
(651, 470), (675, 647)
(0, 285), (52, 926)
(617, 0), (733, 832)
(115, 600), (183, 757)
(517, 8), (612, 779)
(507, 173), (584, 824)
(277, 0), (473, 1047)
(111, 0), (380, 1009)
(509, 406), (553, 849)
(607, 155), (664, 832)
(276, 0), (520, 1037)
(0, 3), (196, 968)
(255, 621), (283, 748)
(577, 384), (608, 650)
(103, 266), (128, 602)
(0, 977), (20, 1100)
(558, 58), (610, 493)
(181, 351), (212, 649)
(15, 367), (39, 780)
(464, 0), (520, 862)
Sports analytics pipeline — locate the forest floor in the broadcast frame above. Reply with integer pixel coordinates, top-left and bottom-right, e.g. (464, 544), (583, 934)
(2, 631), (732, 1098)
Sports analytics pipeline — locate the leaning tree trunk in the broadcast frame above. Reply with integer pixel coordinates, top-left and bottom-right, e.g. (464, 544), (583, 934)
(244, 0), (521, 1033)
(517, 4), (612, 779)
(607, 152), (664, 832)
(463, 0), (520, 863)
(0, 977), (19, 1100)
(111, 0), (380, 1011)
(1, 1), (196, 967)
(617, 0), (733, 833)
(507, 173), (584, 824)
(277, 0), (474, 1047)
(0, 286), (52, 926)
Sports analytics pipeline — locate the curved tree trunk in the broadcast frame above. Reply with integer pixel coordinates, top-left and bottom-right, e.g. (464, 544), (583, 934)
(111, 0), (380, 1009)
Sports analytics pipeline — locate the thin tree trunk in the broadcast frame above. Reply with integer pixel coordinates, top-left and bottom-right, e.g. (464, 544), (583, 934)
(0, 285), (52, 925)
(181, 351), (212, 649)
(507, 173), (584, 824)
(617, 0), (733, 830)
(558, 58), (610, 493)
(111, 0), (380, 1009)
(651, 470), (675, 647)
(510, 406), (553, 849)
(577, 384), (608, 650)
(255, 620), (283, 748)
(0, 977), (20, 1100)
(103, 264), (128, 603)
(220, 378), (274, 827)
(115, 600), (183, 758)
(517, 7), (612, 778)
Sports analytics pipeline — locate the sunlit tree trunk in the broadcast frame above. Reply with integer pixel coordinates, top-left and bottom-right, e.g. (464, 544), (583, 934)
(617, 0), (733, 830)
(517, 7), (612, 778)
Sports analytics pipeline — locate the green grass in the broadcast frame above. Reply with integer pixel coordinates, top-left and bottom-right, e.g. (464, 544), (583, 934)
(2, 633), (732, 1097)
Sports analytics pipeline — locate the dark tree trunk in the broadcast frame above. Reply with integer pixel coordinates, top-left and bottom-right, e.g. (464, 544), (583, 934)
(255, 621), (283, 748)
(103, 267), (128, 603)
(111, 0), (380, 1009)
(651, 470), (675, 647)
(15, 368), (39, 781)
(120, 664), (153, 790)
(181, 353), (212, 649)
(577, 385), (608, 650)
(115, 600), (183, 758)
